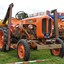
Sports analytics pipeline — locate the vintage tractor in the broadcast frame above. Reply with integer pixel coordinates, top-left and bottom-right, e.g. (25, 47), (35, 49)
(49, 13), (64, 39)
(54, 17), (64, 39)
(0, 3), (64, 61)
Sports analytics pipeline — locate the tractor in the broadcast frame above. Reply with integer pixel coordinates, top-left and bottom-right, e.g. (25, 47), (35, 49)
(52, 17), (64, 40)
(0, 3), (64, 61)
(49, 12), (64, 39)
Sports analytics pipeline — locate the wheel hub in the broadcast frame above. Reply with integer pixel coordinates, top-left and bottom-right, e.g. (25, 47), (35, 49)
(18, 43), (25, 59)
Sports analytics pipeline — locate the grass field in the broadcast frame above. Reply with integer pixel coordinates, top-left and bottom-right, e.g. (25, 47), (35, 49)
(0, 49), (64, 64)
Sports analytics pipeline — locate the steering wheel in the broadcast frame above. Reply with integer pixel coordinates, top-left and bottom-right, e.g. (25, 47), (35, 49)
(15, 11), (25, 20)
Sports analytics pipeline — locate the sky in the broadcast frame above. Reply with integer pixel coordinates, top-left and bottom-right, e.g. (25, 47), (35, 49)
(0, 0), (64, 19)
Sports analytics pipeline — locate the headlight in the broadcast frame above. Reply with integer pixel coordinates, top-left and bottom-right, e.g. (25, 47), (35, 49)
(28, 24), (33, 29)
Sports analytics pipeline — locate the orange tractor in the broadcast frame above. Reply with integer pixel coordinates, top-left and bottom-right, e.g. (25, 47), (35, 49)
(56, 18), (64, 39)
(49, 12), (64, 39)
(0, 3), (64, 61)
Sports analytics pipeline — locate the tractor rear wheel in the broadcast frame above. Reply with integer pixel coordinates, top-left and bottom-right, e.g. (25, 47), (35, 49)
(0, 27), (8, 51)
(17, 39), (30, 61)
(50, 38), (64, 57)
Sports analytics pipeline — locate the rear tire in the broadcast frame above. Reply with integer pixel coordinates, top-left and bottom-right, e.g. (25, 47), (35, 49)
(50, 38), (64, 57)
(17, 39), (30, 61)
(0, 27), (8, 51)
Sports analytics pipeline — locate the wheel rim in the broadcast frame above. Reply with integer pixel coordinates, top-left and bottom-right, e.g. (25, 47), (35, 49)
(0, 31), (4, 48)
(52, 49), (60, 56)
(52, 40), (60, 56)
(18, 43), (25, 59)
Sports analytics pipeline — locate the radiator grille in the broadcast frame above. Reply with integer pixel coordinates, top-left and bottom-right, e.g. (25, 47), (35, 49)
(42, 18), (52, 38)
(48, 18), (51, 34)
(42, 18), (46, 34)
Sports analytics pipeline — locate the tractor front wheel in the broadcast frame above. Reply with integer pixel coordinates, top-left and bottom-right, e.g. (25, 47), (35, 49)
(17, 39), (30, 61)
(50, 38), (64, 57)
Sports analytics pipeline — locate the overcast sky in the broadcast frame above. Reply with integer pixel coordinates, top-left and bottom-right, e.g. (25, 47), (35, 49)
(0, 0), (64, 19)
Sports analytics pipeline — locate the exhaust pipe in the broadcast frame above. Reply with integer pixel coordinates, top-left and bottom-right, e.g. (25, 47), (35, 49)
(51, 9), (59, 38)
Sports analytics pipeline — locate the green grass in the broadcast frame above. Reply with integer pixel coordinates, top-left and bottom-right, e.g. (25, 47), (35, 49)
(0, 49), (64, 64)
